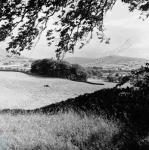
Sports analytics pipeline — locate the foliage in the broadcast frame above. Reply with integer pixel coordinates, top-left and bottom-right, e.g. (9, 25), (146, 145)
(0, 0), (148, 58)
(31, 59), (88, 81)
(107, 73), (114, 82)
(86, 67), (103, 78)
(117, 63), (149, 90)
(70, 64), (88, 81)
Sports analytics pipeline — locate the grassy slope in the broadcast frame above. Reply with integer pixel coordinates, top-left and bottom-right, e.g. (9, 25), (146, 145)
(0, 111), (119, 150)
(0, 71), (116, 110)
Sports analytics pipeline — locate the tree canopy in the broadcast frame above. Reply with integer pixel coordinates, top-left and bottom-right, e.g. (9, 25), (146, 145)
(31, 58), (88, 81)
(0, 0), (148, 59)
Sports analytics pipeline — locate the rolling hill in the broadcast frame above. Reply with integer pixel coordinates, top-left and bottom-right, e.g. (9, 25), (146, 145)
(64, 57), (95, 64)
(0, 48), (34, 65)
(64, 55), (149, 65)
(0, 47), (148, 68)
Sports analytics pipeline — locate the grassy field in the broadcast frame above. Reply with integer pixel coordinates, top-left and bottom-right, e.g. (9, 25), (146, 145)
(0, 71), (116, 110)
(0, 71), (121, 150)
(0, 111), (120, 150)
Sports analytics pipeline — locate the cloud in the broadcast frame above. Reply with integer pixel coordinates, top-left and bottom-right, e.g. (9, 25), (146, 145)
(105, 16), (138, 27)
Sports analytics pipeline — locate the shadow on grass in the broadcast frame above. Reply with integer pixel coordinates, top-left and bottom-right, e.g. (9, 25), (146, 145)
(83, 81), (104, 85)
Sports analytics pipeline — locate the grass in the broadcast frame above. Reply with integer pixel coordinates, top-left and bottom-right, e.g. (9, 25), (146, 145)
(0, 71), (116, 110)
(0, 111), (120, 150)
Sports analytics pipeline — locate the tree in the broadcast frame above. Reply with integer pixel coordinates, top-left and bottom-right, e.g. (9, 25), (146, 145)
(117, 63), (149, 90)
(115, 73), (119, 77)
(71, 64), (88, 81)
(31, 59), (88, 81)
(96, 71), (103, 78)
(107, 73), (114, 82)
(0, 0), (149, 59)
(91, 69), (97, 76)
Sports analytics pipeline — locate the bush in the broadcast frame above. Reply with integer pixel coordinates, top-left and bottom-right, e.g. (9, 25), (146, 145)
(31, 59), (88, 81)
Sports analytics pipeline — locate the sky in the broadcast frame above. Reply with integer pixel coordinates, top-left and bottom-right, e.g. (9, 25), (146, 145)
(1, 0), (149, 59)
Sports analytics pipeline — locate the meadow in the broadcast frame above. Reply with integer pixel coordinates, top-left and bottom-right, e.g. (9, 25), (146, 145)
(0, 71), (116, 110)
(0, 70), (120, 150)
(1, 70), (145, 150)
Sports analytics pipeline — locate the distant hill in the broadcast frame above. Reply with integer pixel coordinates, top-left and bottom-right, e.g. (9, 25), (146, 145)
(0, 47), (148, 68)
(97, 55), (149, 64)
(0, 48), (34, 65)
(64, 57), (95, 64)
(64, 55), (149, 65)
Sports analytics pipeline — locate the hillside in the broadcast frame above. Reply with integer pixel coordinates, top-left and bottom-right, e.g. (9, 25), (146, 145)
(0, 48), (34, 66)
(64, 57), (95, 64)
(64, 55), (149, 65)
(64, 55), (149, 71)
(1, 47), (148, 70)
(99, 55), (149, 64)
(0, 71), (116, 110)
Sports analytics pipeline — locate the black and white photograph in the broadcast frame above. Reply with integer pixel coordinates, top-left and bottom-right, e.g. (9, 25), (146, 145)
(0, 0), (149, 149)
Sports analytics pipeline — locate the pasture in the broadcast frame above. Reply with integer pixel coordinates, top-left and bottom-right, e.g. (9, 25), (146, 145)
(0, 71), (116, 110)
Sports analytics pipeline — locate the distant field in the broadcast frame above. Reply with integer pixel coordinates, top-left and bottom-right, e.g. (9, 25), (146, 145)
(0, 71), (116, 110)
